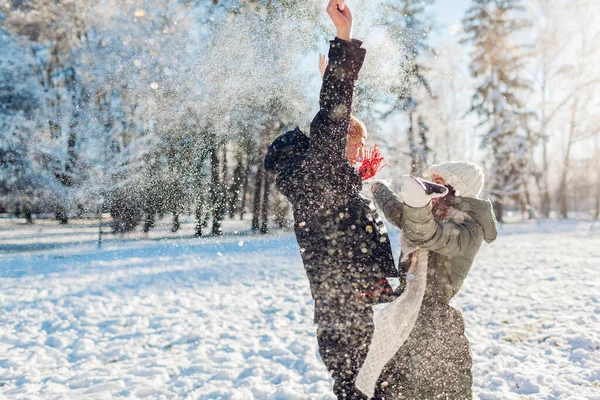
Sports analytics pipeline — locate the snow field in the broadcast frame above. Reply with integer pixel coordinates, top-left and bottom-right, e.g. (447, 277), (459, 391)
(1, 234), (335, 399)
(457, 222), (600, 399)
(0, 220), (599, 399)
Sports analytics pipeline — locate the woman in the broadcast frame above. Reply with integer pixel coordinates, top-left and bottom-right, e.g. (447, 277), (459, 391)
(364, 161), (498, 399)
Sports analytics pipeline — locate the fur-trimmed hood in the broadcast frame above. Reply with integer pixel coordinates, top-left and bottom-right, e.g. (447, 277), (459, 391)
(450, 197), (498, 243)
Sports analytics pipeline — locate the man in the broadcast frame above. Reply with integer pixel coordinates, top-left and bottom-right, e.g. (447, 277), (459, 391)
(264, 1), (396, 398)
(367, 162), (498, 399)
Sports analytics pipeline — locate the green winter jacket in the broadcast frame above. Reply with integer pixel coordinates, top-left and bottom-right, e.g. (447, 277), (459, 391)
(372, 185), (498, 399)
(373, 184), (497, 303)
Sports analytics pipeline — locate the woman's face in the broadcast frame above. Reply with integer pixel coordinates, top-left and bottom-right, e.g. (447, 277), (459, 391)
(430, 174), (452, 211)
(431, 174), (447, 186)
(345, 134), (366, 165)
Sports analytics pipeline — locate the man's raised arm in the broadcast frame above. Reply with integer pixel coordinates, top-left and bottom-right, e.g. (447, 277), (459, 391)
(310, 0), (365, 162)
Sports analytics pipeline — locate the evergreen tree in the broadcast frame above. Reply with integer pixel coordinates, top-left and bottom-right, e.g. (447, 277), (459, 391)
(462, 0), (533, 221)
(0, 23), (58, 220)
(1, 0), (95, 223)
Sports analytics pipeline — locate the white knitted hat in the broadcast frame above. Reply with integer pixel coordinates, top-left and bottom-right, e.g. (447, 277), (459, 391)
(428, 161), (484, 198)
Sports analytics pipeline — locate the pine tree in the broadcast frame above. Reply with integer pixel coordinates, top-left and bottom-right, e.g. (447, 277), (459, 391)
(0, 23), (57, 219)
(1, 0), (95, 223)
(462, 0), (533, 221)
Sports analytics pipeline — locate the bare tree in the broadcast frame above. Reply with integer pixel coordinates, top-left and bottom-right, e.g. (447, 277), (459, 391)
(527, 0), (600, 218)
(554, 0), (600, 218)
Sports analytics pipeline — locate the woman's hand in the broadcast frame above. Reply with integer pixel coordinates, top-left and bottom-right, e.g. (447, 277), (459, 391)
(319, 53), (328, 79)
(369, 180), (391, 196)
(399, 175), (448, 208)
(326, 0), (353, 42)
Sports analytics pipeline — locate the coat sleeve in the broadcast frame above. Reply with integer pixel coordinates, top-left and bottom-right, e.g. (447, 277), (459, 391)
(401, 204), (484, 260)
(309, 38), (366, 163)
(372, 183), (404, 229)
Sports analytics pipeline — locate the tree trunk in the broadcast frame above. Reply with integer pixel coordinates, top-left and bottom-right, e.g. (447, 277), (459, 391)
(195, 202), (204, 237)
(239, 156), (252, 221)
(194, 192), (211, 237)
(229, 152), (244, 218)
(493, 199), (504, 223)
(558, 154), (571, 219)
(595, 138), (600, 220)
(252, 124), (271, 231)
(539, 137), (552, 218)
(558, 98), (578, 219)
(260, 172), (271, 234)
(408, 110), (418, 175)
(143, 211), (155, 233)
(171, 212), (180, 233)
(221, 145), (229, 216)
(538, 112), (552, 218)
(251, 165), (263, 231)
(538, 61), (552, 219)
(417, 115), (430, 174)
(55, 207), (69, 224)
(25, 211), (33, 224)
(595, 179), (600, 220)
(211, 147), (225, 236)
(523, 184), (535, 220)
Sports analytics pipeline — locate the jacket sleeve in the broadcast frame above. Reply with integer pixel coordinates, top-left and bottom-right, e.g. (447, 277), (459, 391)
(372, 183), (404, 229)
(309, 38), (366, 163)
(401, 204), (484, 259)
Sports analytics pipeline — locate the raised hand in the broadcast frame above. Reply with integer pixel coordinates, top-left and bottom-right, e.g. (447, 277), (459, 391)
(399, 175), (448, 208)
(326, 0), (353, 42)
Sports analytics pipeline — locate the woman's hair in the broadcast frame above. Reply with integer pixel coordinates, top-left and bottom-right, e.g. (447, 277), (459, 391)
(444, 184), (456, 197)
(348, 115), (366, 140)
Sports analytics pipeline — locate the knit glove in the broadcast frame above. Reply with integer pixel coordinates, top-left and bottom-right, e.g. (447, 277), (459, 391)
(399, 175), (448, 208)
(368, 179), (392, 196)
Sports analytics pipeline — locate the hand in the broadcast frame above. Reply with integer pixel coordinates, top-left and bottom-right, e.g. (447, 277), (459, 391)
(399, 175), (448, 208)
(355, 279), (394, 304)
(369, 179), (391, 196)
(318, 53), (328, 79)
(326, 0), (353, 42)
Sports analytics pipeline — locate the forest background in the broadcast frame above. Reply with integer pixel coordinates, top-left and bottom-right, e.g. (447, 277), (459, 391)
(1, 0), (599, 236)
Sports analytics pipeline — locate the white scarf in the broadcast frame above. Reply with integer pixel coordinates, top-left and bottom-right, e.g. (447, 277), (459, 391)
(355, 244), (428, 397)
(355, 207), (470, 397)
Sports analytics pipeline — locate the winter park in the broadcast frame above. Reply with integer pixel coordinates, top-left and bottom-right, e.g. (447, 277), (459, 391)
(1, 0), (600, 399)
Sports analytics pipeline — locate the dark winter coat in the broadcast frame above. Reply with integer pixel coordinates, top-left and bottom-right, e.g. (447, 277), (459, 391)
(372, 185), (498, 399)
(265, 38), (397, 325)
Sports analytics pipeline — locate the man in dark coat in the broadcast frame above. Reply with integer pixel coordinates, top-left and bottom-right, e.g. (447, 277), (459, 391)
(264, 1), (397, 398)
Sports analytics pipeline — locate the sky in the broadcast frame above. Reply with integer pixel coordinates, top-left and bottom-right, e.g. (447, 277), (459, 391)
(431, 0), (471, 38)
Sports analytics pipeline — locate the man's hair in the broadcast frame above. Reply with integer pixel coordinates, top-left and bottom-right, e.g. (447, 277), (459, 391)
(348, 115), (367, 140)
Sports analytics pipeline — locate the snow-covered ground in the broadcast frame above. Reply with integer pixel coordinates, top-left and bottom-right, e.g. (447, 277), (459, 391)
(1, 218), (599, 399)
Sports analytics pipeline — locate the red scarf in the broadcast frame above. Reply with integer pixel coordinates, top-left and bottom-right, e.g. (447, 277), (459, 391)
(358, 144), (387, 181)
